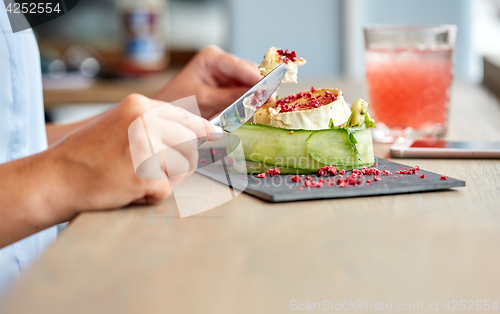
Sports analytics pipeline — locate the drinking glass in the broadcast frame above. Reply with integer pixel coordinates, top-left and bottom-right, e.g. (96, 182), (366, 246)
(364, 25), (457, 142)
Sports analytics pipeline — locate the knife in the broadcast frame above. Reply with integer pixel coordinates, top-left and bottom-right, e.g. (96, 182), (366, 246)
(200, 63), (287, 144)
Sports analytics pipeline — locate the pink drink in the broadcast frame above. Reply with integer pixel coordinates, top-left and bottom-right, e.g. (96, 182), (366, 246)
(364, 25), (456, 141)
(366, 48), (453, 134)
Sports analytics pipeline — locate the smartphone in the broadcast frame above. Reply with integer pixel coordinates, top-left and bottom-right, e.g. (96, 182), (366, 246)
(390, 138), (500, 158)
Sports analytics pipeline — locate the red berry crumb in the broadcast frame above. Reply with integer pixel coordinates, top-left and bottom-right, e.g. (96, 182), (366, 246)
(266, 168), (281, 177)
(374, 176), (381, 181)
(419, 174), (425, 178)
(339, 169), (346, 175)
(440, 175), (449, 180)
(298, 187), (304, 191)
(317, 166), (337, 176)
(276, 49), (298, 64)
(352, 169), (362, 176)
(317, 167), (328, 176)
(337, 178), (348, 188)
(326, 166), (337, 175)
(290, 175), (302, 183)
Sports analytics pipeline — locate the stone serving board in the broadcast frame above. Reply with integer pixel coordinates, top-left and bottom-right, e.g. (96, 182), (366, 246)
(195, 149), (465, 203)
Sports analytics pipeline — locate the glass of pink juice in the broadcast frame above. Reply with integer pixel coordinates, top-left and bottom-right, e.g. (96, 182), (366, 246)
(364, 25), (457, 142)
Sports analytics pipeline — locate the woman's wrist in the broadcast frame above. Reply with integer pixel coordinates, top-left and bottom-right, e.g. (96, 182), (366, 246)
(0, 150), (78, 247)
(25, 149), (80, 230)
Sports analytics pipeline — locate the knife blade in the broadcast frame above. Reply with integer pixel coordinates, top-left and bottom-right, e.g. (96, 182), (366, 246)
(208, 63), (286, 133)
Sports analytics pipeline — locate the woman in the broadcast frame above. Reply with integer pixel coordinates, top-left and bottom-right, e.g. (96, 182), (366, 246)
(0, 9), (262, 293)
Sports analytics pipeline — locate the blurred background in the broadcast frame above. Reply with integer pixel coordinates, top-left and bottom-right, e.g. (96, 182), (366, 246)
(37, 0), (500, 123)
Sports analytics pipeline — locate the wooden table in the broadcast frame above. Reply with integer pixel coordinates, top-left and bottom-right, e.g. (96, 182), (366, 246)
(1, 80), (500, 313)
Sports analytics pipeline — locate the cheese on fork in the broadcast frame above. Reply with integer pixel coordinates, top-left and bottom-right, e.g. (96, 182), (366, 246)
(258, 47), (306, 84)
(254, 88), (351, 130)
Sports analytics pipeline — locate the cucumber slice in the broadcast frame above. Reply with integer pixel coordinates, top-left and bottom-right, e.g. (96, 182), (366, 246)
(228, 124), (324, 171)
(227, 123), (374, 173)
(306, 129), (374, 168)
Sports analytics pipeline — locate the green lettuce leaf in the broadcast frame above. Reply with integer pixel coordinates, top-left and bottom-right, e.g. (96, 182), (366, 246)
(328, 118), (362, 161)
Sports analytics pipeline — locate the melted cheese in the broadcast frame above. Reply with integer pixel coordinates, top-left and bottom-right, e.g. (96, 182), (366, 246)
(258, 47), (306, 84)
(254, 89), (351, 130)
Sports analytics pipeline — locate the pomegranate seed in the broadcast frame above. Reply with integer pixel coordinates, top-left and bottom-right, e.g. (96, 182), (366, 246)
(257, 173), (266, 178)
(200, 158), (206, 163)
(440, 175), (449, 180)
(419, 174), (425, 178)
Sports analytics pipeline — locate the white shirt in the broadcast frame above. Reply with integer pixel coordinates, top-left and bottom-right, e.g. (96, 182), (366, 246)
(0, 9), (57, 294)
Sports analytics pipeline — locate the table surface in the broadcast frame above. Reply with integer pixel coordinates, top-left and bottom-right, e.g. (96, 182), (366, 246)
(2, 79), (500, 313)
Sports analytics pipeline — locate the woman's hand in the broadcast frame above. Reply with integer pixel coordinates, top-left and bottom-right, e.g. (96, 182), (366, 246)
(0, 93), (222, 247)
(48, 93), (222, 213)
(154, 45), (263, 119)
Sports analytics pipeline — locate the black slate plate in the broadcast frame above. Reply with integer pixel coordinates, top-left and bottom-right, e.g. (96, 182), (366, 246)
(195, 150), (465, 203)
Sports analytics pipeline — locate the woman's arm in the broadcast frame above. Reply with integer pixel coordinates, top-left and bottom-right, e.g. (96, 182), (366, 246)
(0, 150), (69, 247)
(46, 114), (103, 146)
